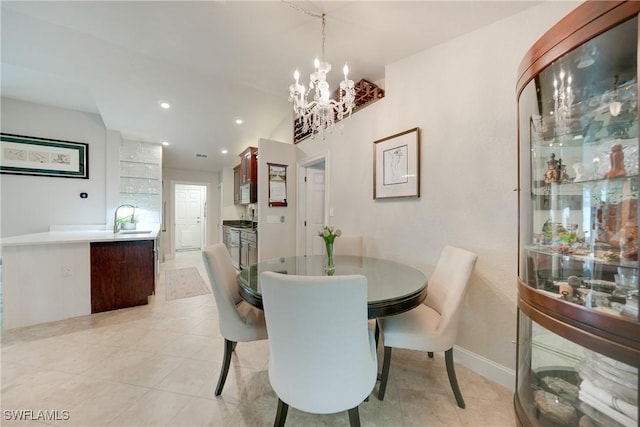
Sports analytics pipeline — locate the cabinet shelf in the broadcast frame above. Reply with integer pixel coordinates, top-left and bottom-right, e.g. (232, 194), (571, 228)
(532, 175), (638, 196)
(120, 160), (161, 166)
(120, 176), (160, 181)
(119, 192), (160, 196)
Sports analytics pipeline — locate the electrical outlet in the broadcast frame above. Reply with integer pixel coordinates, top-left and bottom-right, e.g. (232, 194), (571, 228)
(62, 265), (73, 277)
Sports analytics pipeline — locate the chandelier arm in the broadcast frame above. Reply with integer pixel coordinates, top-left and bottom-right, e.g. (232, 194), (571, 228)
(321, 13), (326, 60)
(282, 1), (323, 19)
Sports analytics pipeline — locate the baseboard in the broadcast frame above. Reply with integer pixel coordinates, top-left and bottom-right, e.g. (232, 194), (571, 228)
(453, 346), (515, 392)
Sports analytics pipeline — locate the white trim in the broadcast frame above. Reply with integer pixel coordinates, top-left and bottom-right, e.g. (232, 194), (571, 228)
(453, 345), (515, 391)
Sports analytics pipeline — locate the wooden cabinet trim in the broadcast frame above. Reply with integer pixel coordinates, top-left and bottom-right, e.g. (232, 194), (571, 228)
(518, 280), (640, 361)
(516, 1), (640, 98)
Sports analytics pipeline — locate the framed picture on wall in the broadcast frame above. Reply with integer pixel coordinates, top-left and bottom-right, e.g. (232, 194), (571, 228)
(373, 127), (420, 199)
(0, 133), (89, 179)
(268, 163), (288, 206)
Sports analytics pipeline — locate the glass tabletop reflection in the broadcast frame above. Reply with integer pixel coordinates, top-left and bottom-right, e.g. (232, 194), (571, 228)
(237, 255), (427, 319)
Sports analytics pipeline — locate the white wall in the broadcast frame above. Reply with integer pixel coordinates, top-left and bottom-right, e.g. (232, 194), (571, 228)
(221, 166), (241, 221)
(0, 97), (109, 237)
(294, 1), (580, 382)
(257, 138), (297, 261)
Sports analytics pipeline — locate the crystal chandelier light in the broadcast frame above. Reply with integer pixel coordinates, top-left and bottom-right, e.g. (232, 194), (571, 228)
(288, 12), (355, 140)
(553, 69), (574, 135)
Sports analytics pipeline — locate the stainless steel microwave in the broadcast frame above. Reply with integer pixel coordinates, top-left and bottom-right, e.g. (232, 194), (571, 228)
(240, 183), (251, 204)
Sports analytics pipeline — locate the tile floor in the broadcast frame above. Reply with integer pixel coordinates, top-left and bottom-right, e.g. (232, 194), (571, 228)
(1, 251), (516, 426)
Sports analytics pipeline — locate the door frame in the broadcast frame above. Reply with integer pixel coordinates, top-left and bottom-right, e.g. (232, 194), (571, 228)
(169, 180), (209, 259)
(296, 152), (330, 256)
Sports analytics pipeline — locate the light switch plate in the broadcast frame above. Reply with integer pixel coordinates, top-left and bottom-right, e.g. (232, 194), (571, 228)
(266, 215), (281, 224)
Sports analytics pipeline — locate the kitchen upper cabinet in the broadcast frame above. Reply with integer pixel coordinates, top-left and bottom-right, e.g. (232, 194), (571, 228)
(238, 146), (258, 204)
(90, 240), (155, 313)
(240, 146), (258, 184)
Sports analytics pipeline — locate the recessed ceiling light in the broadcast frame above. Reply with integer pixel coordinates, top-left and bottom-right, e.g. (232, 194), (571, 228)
(235, 118), (243, 125)
(221, 149), (228, 154)
(161, 141), (169, 146)
(159, 101), (171, 109)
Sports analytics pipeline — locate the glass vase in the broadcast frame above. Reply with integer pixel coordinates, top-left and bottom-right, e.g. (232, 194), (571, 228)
(324, 241), (335, 274)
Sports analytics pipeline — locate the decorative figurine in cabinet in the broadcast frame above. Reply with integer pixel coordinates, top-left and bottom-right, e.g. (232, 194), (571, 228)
(516, 2), (639, 427)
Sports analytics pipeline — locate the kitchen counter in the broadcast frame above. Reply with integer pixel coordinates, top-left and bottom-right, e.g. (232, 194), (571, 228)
(222, 220), (257, 229)
(1, 225), (160, 329)
(1, 226), (160, 247)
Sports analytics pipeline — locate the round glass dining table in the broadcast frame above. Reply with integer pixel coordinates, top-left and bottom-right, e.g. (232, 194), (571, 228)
(237, 255), (427, 319)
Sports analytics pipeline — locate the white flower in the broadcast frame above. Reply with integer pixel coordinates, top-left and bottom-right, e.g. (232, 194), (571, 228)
(318, 225), (341, 242)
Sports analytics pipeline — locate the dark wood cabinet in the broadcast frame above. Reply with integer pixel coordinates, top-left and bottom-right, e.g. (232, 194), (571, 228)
(90, 240), (155, 313)
(237, 146), (258, 204)
(240, 146), (258, 184)
(515, 2), (639, 426)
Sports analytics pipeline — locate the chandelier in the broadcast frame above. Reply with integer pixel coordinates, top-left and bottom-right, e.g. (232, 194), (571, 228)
(553, 69), (574, 136)
(288, 12), (355, 140)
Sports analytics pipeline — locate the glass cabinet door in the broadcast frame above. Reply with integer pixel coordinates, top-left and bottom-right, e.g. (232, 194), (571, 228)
(519, 16), (639, 324)
(516, 311), (638, 427)
(516, 9), (639, 427)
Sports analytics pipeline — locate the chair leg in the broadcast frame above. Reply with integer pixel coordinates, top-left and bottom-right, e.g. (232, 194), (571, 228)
(378, 346), (393, 400)
(347, 406), (361, 427)
(215, 338), (236, 396)
(274, 398), (289, 427)
(374, 320), (380, 349)
(445, 348), (465, 409)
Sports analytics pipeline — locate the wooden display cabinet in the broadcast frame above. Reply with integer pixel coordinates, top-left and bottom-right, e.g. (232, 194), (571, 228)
(515, 2), (639, 426)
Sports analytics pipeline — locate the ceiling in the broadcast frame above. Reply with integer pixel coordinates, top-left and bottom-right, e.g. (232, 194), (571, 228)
(1, 1), (539, 172)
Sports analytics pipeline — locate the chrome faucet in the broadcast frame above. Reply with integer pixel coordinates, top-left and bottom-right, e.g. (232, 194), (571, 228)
(113, 204), (136, 233)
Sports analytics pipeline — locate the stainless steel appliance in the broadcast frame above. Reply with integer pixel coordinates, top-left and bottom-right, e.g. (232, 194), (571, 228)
(240, 183), (251, 204)
(228, 228), (241, 269)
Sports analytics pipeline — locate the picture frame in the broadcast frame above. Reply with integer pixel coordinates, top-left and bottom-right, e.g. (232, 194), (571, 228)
(268, 163), (288, 207)
(373, 127), (420, 199)
(0, 133), (89, 179)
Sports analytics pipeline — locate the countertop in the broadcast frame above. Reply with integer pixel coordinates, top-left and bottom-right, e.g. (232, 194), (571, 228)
(222, 220), (257, 231)
(0, 226), (160, 247)
(223, 220), (256, 227)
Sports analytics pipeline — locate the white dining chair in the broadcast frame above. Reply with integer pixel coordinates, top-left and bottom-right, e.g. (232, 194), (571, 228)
(377, 245), (478, 408)
(260, 271), (377, 427)
(333, 235), (363, 256)
(202, 243), (268, 396)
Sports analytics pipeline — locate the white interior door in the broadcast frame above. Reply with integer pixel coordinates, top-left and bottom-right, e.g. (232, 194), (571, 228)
(305, 164), (326, 256)
(175, 184), (204, 251)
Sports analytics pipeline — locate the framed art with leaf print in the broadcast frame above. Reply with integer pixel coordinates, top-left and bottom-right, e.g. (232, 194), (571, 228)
(0, 133), (89, 179)
(373, 127), (419, 199)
